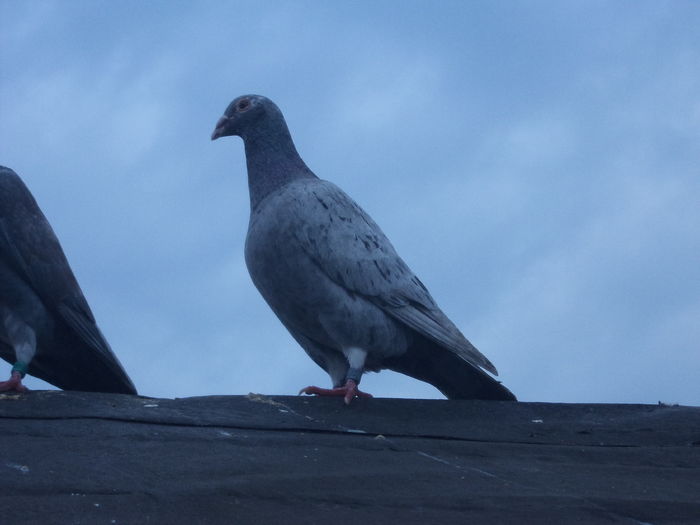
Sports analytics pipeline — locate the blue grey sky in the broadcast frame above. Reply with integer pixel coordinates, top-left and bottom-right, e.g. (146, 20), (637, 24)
(1, 1), (698, 404)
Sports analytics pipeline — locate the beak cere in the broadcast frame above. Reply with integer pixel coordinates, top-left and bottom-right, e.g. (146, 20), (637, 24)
(211, 116), (230, 141)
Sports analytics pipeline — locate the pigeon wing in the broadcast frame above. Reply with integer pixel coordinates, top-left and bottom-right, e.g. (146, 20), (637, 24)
(0, 167), (134, 389)
(291, 180), (498, 375)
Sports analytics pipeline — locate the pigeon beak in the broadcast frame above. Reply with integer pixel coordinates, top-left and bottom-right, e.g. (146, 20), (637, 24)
(211, 116), (230, 141)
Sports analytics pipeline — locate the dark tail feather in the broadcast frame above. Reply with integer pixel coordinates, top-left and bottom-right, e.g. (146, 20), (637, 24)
(29, 328), (137, 395)
(2, 337), (136, 394)
(30, 347), (137, 394)
(384, 335), (516, 401)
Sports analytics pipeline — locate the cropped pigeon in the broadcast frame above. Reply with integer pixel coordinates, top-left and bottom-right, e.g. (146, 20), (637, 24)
(0, 166), (136, 394)
(211, 95), (515, 403)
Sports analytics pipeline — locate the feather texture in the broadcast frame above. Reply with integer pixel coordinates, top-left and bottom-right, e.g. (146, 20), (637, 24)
(214, 94), (515, 400)
(0, 166), (136, 394)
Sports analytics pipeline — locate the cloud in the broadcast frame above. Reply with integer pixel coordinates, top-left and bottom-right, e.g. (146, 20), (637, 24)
(2, 2), (698, 404)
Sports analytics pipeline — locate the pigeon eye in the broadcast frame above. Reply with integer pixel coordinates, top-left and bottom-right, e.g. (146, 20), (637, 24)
(237, 99), (251, 112)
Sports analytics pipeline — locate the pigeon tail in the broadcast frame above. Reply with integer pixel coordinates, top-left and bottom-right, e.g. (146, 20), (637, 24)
(25, 332), (137, 395)
(384, 335), (517, 401)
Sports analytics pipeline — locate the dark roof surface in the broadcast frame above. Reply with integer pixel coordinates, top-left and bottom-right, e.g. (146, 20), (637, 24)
(1, 391), (699, 524)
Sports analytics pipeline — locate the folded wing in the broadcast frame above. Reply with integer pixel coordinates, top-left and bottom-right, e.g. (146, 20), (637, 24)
(291, 180), (498, 376)
(0, 168), (135, 393)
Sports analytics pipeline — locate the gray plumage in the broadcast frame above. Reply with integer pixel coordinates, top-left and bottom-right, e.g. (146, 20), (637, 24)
(212, 95), (515, 401)
(0, 166), (136, 394)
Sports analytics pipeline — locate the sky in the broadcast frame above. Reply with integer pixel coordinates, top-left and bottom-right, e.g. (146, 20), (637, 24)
(1, 0), (698, 405)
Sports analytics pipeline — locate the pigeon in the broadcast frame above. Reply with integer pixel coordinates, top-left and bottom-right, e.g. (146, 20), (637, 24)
(211, 95), (515, 404)
(0, 166), (136, 394)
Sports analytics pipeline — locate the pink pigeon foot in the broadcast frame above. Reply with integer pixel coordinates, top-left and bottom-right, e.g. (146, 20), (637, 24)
(299, 379), (373, 405)
(0, 371), (28, 393)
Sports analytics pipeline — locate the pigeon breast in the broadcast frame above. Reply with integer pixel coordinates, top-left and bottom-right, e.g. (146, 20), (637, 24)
(245, 178), (412, 368)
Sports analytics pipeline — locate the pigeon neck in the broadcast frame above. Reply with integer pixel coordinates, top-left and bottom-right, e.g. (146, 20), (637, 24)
(243, 121), (316, 211)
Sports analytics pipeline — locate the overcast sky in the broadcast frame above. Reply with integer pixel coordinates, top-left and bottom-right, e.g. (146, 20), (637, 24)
(1, 1), (698, 404)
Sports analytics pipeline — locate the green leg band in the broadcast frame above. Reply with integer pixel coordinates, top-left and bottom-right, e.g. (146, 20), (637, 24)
(12, 362), (28, 378)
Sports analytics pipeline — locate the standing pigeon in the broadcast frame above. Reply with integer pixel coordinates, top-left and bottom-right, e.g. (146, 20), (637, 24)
(211, 95), (515, 404)
(0, 166), (136, 394)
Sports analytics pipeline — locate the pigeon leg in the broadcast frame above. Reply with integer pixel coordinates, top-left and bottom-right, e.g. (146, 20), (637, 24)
(299, 380), (372, 404)
(0, 371), (28, 393)
(300, 347), (372, 404)
(2, 314), (35, 393)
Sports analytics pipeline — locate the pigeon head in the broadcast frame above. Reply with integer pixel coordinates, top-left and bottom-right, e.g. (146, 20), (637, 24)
(211, 94), (282, 141)
(211, 94), (316, 209)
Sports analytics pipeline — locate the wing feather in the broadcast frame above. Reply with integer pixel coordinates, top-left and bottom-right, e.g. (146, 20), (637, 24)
(290, 180), (498, 375)
(0, 167), (134, 388)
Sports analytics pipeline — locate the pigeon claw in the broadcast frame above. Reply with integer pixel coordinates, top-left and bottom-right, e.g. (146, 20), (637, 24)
(0, 371), (29, 393)
(299, 379), (373, 405)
